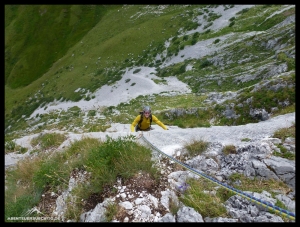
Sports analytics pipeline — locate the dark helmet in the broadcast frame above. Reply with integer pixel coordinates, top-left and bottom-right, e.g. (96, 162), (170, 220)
(143, 106), (151, 113)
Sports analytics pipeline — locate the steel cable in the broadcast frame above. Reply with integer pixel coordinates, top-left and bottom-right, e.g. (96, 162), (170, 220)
(139, 133), (295, 221)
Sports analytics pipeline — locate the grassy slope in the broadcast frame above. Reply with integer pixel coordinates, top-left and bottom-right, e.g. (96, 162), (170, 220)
(5, 5), (119, 117)
(5, 5), (295, 137)
(5, 5), (187, 119)
(5, 5), (119, 87)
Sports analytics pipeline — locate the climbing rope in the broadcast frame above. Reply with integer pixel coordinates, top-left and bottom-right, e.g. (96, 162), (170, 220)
(138, 133), (295, 221)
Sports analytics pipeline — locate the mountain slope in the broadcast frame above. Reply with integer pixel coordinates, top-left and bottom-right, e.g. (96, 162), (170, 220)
(5, 4), (295, 138)
(5, 5), (295, 222)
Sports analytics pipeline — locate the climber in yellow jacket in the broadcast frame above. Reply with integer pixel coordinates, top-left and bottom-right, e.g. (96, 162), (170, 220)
(130, 106), (168, 132)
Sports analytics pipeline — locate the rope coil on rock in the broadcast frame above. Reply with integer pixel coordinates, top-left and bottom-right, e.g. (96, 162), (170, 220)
(139, 133), (295, 221)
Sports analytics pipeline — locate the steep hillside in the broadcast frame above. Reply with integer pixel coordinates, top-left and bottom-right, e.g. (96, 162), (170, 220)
(5, 4), (295, 140)
(5, 4), (295, 223)
(5, 5), (121, 87)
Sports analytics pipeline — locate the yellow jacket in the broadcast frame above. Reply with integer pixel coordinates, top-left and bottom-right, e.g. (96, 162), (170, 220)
(130, 114), (168, 132)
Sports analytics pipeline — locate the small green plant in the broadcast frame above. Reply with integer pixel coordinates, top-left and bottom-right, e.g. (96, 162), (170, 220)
(19, 147), (28, 154)
(29, 149), (41, 155)
(204, 29), (210, 34)
(133, 68), (141, 74)
(183, 138), (209, 157)
(229, 21), (235, 27)
(216, 186), (236, 202)
(227, 172), (291, 194)
(180, 178), (228, 218)
(105, 202), (118, 222)
(273, 144), (295, 160)
(64, 193), (83, 222)
(191, 39), (197, 45)
(213, 38), (220, 44)
(30, 132), (67, 150)
(241, 138), (251, 142)
(272, 124), (295, 142)
(152, 78), (167, 85)
(223, 144), (236, 155)
(87, 110), (97, 117)
(88, 123), (109, 132)
(237, 8), (250, 15)
(200, 59), (212, 68)
(84, 96), (91, 101)
(5, 140), (16, 152)
(169, 197), (180, 215)
(5, 140), (27, 154)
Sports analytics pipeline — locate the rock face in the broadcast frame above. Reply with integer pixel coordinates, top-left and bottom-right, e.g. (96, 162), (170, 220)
(73, 131), (296, 222)
(5, 113), (295, 222)
(82, 114), (295, 222)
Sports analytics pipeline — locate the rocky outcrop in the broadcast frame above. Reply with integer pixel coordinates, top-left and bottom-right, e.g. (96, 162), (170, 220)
(49, 133), (295, 222)
(5, 113), (295, 222)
